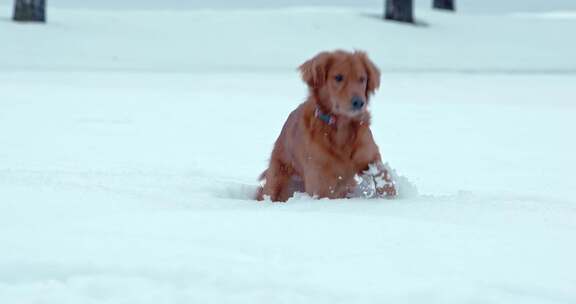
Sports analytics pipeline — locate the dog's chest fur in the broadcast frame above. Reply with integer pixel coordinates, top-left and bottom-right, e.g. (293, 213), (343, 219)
(302, 111), (370, 175)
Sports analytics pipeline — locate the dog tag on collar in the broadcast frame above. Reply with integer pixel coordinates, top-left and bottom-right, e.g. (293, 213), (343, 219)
(314, 108), (336, 125)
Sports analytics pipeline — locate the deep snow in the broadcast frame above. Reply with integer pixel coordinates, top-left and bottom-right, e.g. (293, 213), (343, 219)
(1, 5), (576, 304)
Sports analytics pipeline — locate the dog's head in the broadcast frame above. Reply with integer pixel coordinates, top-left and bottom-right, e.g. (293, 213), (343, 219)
(299, 50), (380, 119)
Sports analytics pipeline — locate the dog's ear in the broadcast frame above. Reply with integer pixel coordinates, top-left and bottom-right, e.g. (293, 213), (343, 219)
(299, 52), (333, 89)
(357, 51), (381, 96)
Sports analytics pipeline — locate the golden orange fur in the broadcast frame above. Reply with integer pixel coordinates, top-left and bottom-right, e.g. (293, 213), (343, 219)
(257, 50), (385, 202)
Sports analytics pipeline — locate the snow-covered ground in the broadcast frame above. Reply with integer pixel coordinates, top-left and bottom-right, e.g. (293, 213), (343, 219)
(1, 5), (575, 304)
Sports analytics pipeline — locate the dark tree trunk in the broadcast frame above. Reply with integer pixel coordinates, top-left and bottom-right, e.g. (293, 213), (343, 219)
(13, 0), (46, 22)
(384, 0), (414, 24)
(433, 0), (455, 11)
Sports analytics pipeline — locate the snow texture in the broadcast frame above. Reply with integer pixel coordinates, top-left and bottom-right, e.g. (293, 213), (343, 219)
(1, 4), (575, 304)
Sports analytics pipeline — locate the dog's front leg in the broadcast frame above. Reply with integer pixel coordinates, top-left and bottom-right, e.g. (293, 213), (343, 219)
(303, 169), (353, 199)
(353, 162), (397, 199)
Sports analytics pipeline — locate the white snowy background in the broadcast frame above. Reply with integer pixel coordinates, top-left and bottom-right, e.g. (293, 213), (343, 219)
(1, 1), (575, 303)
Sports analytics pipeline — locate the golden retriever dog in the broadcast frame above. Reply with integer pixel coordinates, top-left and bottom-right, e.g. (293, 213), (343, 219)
(257, 50), (396, 202)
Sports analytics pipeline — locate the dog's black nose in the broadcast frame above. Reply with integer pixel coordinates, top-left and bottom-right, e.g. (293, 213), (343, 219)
(351, 96), (365, 110)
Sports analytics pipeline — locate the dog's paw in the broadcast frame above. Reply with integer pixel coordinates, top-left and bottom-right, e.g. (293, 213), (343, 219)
(351, 162), (398, 199)
(373, 168), (397, 198)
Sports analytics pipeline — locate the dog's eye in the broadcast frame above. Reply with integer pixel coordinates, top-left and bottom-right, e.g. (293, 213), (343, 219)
(359, 76), (366, 83)
(335, 74), (344, 82)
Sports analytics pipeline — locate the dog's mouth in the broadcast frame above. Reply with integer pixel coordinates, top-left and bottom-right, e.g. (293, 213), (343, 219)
(333, 104), (367, 119)
(346, 108), (365, 116)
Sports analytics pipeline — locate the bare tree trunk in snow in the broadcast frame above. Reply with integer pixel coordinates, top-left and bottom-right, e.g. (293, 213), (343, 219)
(433, 0), (455, 11)
(13, 0), (46, 22)
(384, 0), (414, 24)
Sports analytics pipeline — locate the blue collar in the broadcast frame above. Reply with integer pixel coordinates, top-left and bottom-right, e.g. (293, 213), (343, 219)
(314, 107), (336, 125)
